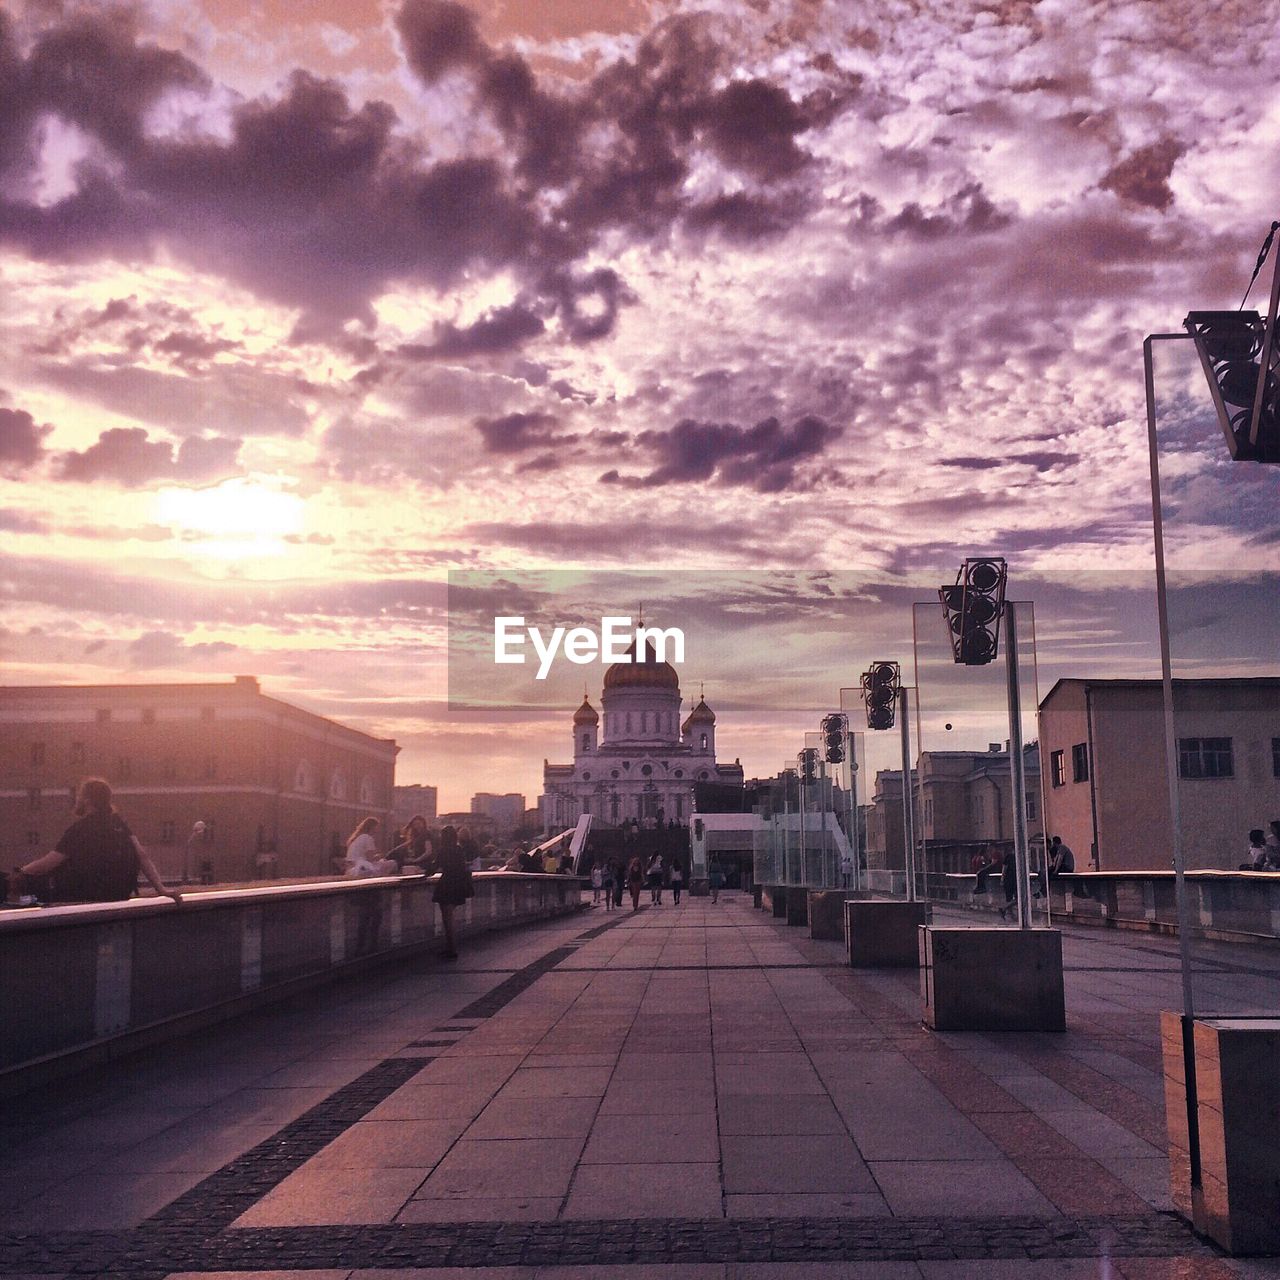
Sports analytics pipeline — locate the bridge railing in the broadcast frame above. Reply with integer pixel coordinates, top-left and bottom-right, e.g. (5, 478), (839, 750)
(0, 871), (584, 1097)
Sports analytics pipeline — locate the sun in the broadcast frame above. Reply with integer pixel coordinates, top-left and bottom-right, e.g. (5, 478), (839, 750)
(153, 478), (305, 556)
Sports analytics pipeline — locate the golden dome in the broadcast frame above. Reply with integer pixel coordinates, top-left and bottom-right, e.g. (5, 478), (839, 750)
(602, 639), (680, 692)
(572, 696), (599, 725)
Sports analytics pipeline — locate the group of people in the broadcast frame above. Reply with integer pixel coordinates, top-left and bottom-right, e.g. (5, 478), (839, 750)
(1242, 822), (1280, 871)
(968, 835), (1084, 918)
(587, 854), (725, 911)
(343, 815), (474, 958)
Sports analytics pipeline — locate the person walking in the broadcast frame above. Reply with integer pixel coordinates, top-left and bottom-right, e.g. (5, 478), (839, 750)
(647, 852), (664, 905)
(709, 858), (724, 903)
(627, 855), (645, 911)
(15, 777), (181, 904)
(670, 859), (684, 905)
(613, 859), (626, 907)
(429, 825), (474, 959)
(998, 849), (1018, 920)
(590, 862), (603, 904)
(601, 860), (616, 911)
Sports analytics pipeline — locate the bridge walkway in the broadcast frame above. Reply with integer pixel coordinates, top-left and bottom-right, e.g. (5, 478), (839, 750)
(1, 893), (1275, 1278)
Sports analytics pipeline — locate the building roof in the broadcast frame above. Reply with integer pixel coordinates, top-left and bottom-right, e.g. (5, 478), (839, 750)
(572, 696), (599, 725)
(602, 639), (680, 692)
(1040, 676), (1280, 709)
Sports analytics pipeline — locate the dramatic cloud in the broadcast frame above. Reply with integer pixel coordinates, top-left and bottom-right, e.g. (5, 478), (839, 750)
(126, 629), (238, 669)
(474, 411), (562, 454)
(602, 415), (841, 493)
(59, 427), (242, 486)
(0, 406), (52, 474)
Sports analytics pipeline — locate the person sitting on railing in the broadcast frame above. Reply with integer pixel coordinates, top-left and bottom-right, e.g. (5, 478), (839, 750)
(13, 777), (181, 905)
(344, 817), (397, 877)
(1242, 829), (1270, 871)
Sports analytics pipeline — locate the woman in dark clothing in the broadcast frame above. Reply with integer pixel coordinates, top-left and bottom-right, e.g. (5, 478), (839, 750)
(626, 855), (645, 911)
(998, 849), (1018, 920)
(17, 777), (180, 904)
(431, 825), (473, 959)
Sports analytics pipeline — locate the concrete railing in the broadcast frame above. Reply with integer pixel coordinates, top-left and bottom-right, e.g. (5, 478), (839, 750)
(934, 870), (1280, 943)
(0, 872), (585, 1096)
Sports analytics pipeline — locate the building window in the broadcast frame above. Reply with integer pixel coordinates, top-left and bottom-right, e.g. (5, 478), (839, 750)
(581, 733), (589, 752)
(96, 708), (111, 723)
(142, 708), (155, 725)
(1273, 738), (1280, 777)
(675, 795), (684, 819)
(1178, 737), (1233, 779)
(1050, 750), (1065, 788)
(1071, 743), (1089, 783)
(28, 788), (41, 812)
(30, 742), (45, 767)
(160, 820), (175, 843)
(1026, 791), (1038, 822)
(700, 733), (708, 751)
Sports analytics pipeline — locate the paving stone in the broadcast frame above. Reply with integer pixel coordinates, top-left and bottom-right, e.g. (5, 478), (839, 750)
(561, 1162), (723, 1219)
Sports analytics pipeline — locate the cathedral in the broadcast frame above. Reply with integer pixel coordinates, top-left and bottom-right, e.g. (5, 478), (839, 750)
(540, 642), (744, 830)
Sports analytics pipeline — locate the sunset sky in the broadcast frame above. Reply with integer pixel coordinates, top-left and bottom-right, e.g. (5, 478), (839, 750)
(1, 0), (1278, 809)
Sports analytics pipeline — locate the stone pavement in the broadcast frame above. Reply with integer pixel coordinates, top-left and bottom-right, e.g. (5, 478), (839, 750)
(2, 891), (1279, 1279)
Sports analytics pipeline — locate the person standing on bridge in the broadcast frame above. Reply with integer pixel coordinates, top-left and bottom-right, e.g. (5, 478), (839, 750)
(647, 852), (664, 905)
(627, 854), (645, 911)
(430, 825), (474, 959)
(600, 860), (615, 910)
(708, 858), (724, 903)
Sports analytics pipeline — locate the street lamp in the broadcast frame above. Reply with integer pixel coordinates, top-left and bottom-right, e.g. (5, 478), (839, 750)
(859, 661), (918, 902)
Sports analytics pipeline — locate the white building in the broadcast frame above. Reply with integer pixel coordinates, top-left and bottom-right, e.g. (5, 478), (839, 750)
(540, 642), (743, 830)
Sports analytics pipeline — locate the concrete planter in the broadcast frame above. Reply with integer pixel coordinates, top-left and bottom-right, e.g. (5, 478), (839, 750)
(845, 899), (928, 967)
(807, 890), (848, 940)
(919, 926), (1064, 1031)
(1162, 1012), (1280, 1255)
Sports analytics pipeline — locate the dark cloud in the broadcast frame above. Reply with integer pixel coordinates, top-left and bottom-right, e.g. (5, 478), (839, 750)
(399, 303), (544, 360)
(0, 405), (52, 474)
(0, 508), (48, 534)
(127, 629), (238, 670)
(0, 5), (832, 334)
(602, 414), (841, 492)
(474, 411), (561, 454)
(942, 451), (1075, 472)
(153, 330), (239, 365)
(1100, 138), (1184, 211)
(464, 517), (776, 561)
(58, 427), (242, 486)
(882, 183), (1013, 239)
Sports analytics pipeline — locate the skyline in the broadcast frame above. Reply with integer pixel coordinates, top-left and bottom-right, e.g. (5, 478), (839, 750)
(2, 1), (1279, 810)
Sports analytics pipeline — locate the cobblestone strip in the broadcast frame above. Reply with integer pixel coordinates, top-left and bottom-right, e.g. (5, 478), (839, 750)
(142, 1055), (434, 1232)
(0, 1212), (1216, 1274)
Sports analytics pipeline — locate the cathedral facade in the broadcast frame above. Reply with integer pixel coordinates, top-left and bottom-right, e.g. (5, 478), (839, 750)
(540, 643), (743, 830)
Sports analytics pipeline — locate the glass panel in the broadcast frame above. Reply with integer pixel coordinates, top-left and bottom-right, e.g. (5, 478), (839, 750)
(1150, 335), (1280, 1020)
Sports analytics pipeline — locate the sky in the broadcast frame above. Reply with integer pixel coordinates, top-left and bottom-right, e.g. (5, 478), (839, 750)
(1, 0), (1278, 810)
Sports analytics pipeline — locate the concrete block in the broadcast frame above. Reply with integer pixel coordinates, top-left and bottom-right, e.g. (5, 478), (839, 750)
(845, 900), (929, 967)
(752, 885), (763, 909)
(785, 891), (809, 927)
(807, 891), (847, 941)
(1162, 1014), (1280, 1254)
(919, 926), (1065, 1032)
(764, 885), (787, 918)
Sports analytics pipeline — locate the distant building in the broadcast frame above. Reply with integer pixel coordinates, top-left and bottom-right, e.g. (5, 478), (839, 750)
(917, 745), (1043, 874)
(1039, 678), (1280, 871)
(541, 642), (743, 830)
(390, 783), (438, 835)
(471, 792), (526, 833)
(865, 768), (915, 871)
(0, 677), (397, 882)
(437, 811), (497, 844)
